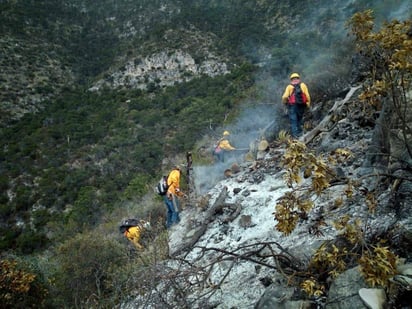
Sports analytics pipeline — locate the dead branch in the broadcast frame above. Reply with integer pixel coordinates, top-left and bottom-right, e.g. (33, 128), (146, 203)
(303, 85), (361, 144)
(171, 187), (229, 257)
(144, 240), (308, 308)
(207, 186), (229, 217)
(213, 202), (242, 223)
(222, 203), (241, 223)
(196, 241), (305, 274)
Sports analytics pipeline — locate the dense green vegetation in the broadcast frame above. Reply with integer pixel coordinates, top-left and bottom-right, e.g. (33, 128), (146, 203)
(0, 63), (257, 254)
(0, 64), (257, 306)
(1, 0), (410, 307)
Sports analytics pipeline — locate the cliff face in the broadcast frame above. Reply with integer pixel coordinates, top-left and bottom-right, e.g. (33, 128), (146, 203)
(0, 1), (231, 124)
(89, 29), (231, 91)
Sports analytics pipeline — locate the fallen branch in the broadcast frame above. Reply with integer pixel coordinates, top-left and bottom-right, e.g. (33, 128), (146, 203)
(303, 85), (361, 144)
(171, 187), (229, 257)
(194, 241), (306, 280)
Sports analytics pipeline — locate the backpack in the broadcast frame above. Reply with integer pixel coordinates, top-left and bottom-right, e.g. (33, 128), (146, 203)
(290, 83), (307, 105)
(156, 175), (169, 196)
(213, 144), (222, 154)
(119, 218), (140, 233)
(213, 138), (224, 154)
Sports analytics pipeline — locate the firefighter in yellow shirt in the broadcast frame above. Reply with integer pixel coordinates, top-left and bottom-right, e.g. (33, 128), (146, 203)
(120, 219), (151, 250)
(213, 131), (236, 162)
(281, 73), (311, 138)
(164, 165), (186, 228)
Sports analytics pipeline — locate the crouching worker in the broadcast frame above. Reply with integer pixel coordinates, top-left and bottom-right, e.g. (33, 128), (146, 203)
(213, 131), (236, 162)
(119, 218), (151, 250)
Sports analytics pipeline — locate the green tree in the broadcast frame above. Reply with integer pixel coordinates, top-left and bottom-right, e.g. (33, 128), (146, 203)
(123, 173), (152, 200)
(66, 186), (101, 233)
(51, 232), (127, 307)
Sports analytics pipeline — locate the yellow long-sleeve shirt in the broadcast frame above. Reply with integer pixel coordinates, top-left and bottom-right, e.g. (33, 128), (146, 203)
(281, 82), (311, 107)
(124, 226), (144, 249)
(167, 168), (184, 197)
(218, 138), (235, 150)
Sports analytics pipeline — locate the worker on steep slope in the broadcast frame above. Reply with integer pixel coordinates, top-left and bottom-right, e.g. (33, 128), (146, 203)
(213, 130), (236, 162)
(164, 165), (187, 229)
(281, 73), (311, 138)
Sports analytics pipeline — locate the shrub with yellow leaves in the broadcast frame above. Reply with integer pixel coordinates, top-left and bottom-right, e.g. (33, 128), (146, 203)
(274, 140), (334, 235)
(310, 243), (349, 279)
(277, 130), (291, 144)
(301, 278), (325, 297)
(347, 10), (412, 164)
(358, 245), (398, 287)
(0, 258), (48, 307)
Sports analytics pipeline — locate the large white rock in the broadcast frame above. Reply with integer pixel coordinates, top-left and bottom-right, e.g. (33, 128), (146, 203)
(358, 288), (386, 309)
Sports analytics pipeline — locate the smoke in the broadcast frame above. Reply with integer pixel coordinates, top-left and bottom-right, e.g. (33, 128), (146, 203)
(191, 0), (412, 196)
(192, 101), (287, 195)
(377, 1), (412, 22)
(244, 0), (411, 93)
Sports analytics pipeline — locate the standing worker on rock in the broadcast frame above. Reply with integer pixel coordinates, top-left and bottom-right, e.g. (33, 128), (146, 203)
(213, 131), (236, 162)
(281, 73), (311, 138)
(164, 165), (186, 229)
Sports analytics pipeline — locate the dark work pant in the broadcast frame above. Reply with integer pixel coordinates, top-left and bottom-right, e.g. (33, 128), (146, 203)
(164, 195), (180, 228)
(288, 104), (306, 138)
(214, 149), (225, 162)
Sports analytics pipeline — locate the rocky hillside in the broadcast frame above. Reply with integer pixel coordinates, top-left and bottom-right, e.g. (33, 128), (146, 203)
(0, 1), (411, 308)
(89, 30), (231, 92)
(124, 86), (412, 308)
(4, 0), (407, 125)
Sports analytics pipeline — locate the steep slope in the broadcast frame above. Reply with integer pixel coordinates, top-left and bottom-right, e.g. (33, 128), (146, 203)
(0, 1), (411, 307)
(123, 86), (412, 308)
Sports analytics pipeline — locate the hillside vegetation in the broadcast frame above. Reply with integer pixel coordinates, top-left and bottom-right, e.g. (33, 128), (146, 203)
(0, 0), (364, 254)
(0, 0), (411, 307)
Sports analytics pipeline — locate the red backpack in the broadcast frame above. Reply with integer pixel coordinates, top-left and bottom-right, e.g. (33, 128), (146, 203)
(289, 83), (308, 105)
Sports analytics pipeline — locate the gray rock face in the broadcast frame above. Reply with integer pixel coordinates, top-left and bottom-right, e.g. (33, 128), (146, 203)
(89, 49), (229, 91)
(325, 267), (368, 309)
(254, 285), (295, 309)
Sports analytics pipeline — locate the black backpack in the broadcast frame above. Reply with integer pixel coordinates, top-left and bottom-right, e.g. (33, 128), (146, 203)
(119, 218), (140, 233)
(156, 175), (169, 196)
(293, 83), (305, 105)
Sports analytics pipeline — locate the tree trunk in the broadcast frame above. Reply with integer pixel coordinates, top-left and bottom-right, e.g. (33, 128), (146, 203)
(363, 97), (392, 170)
